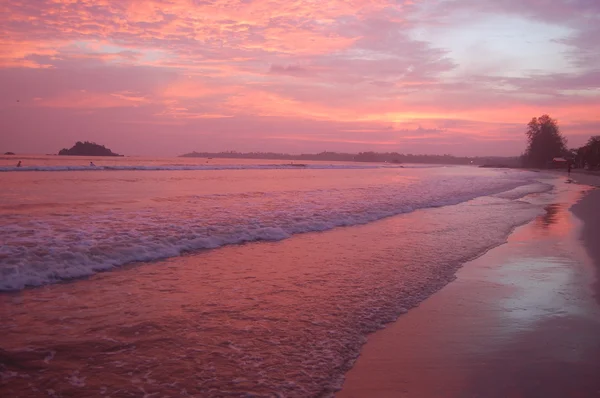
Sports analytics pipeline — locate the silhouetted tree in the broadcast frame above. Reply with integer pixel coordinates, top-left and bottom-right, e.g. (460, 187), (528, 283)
(580, 136), (600, 169)
(523, 115), (568, 168)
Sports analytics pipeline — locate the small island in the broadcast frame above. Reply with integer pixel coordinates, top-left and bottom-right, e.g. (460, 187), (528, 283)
(58, 141), (121, 156)
(4, 152), (15, 155)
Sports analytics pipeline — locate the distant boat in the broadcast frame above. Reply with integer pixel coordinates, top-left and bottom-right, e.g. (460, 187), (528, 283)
(289, 163), (307, 167)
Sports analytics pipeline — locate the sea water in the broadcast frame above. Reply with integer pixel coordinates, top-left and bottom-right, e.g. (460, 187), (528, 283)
(1, 156), (548, 291)
(0, 156), (553, 396)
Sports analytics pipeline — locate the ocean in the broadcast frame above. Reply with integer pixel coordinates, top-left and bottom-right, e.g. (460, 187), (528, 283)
(1, 155), (554, 396)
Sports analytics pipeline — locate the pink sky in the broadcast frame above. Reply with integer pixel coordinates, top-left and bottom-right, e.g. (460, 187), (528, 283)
(1, 0), (599, 156)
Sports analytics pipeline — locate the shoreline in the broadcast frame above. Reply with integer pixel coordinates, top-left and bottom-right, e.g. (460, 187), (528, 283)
(337, 176), (600, 397)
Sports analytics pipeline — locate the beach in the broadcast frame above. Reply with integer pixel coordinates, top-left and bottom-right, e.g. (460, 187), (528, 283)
(4, 0), (600, 395)
(338, 173), (600, 398)
(1, 160), (596, 397)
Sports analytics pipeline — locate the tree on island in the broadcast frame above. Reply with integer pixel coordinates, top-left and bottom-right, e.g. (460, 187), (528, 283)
(58, 141), (121, 156)
(523, 115), (568, 168)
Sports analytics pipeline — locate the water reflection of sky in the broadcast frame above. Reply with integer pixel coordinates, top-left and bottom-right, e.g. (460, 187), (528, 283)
(496, 257), (588, 324)
(483, 178), (597, 336)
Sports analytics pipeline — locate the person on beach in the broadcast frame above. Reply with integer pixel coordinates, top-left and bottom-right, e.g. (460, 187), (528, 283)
(90, 162), (96, 167)
(16, 161), (21, 167)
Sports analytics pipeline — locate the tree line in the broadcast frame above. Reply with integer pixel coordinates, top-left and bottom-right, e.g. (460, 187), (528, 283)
(522, 114), (599, 169)
(573, 136), (600, 169)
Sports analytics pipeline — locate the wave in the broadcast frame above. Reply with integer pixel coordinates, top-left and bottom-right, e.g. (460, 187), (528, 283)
(0, 163), (403, 172)
(491, 181), (553, 200)
(0, 174), (545, 291)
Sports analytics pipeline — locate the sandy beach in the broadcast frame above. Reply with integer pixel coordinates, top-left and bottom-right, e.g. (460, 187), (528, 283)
(338, 173), (600, 398)
(3, 0), (600, 394)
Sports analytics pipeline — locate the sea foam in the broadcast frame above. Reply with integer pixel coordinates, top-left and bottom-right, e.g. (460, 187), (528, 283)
(1, 164), (396, 172)
(0, 169), (548, 290)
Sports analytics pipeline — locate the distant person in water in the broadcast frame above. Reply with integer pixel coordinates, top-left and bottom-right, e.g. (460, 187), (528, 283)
(89, 162), (96, 167)
(16, 161), (21, 167)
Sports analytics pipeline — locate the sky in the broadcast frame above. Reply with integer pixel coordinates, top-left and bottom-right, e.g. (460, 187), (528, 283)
(1, 0), (599, 157)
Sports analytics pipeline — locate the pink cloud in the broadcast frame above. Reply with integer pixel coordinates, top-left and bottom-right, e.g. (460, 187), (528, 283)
(1, 0), (599, 156)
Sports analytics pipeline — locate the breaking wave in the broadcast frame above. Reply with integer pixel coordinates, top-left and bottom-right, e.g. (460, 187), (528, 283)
(1, 164), (400, 172)
(0, 166), (551, 291)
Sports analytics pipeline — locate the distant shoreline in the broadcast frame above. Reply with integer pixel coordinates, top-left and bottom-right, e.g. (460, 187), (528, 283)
(180, 151), (522, 166)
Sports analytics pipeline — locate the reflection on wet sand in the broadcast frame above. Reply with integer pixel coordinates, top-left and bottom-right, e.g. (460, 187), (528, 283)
(537, 203), (561, 228)
(339, 180), (600, 398)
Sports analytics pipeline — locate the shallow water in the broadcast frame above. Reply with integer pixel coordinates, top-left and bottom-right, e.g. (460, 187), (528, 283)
(0, 159), (548, 290)
(1, 160), (556, 396)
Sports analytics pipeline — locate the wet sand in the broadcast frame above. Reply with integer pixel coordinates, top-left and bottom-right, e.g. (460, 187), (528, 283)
(338, 176), (600, 398)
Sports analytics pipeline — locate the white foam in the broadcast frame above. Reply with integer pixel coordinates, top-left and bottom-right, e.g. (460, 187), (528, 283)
(66, 371), (86, 387)
(491, 182), (553, 200)
(0, 164), (398, 172)
(0, 169), (545, 291)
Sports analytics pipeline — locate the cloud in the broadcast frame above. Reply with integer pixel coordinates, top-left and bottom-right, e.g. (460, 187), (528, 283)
(0, 0), (599, 156)
(269, 64), (313, 76)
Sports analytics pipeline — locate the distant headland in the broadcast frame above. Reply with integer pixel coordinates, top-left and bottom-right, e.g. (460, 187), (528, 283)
(180, 151), (521, 166)
(58, 141), (121, 157)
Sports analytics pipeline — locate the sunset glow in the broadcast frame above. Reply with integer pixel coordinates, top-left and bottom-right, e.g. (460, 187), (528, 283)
(2, 0), (599, 156)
